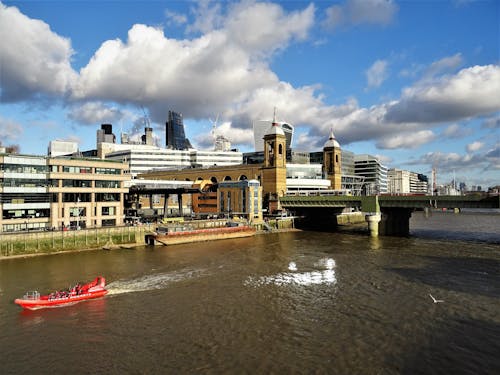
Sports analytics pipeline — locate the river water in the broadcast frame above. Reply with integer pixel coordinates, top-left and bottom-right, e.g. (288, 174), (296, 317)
(1, 211), (499, 374)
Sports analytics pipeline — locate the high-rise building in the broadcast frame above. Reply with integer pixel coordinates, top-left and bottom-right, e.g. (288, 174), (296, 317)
(253, 120), (294, 152)
(97, 124), (116, 144)
(354, 154), (388, 195)
(166, 111), (192, 150)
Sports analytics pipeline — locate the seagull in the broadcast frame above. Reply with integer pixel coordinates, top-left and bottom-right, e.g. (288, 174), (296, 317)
(429, 294), (444, 303)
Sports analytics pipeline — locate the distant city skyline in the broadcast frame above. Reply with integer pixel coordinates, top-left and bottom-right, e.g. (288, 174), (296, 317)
(0, 0), (498, 187)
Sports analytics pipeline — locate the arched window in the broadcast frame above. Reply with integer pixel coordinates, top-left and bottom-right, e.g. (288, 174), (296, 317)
(196, 177), (203, 181)
(239, 175), (248, 181)
(335, 155), (339, 163)
(278, 144), (283, 155)
(185, 178), (191, 181)
(210, 177), (218, 184)
(224, 176), (232, 181)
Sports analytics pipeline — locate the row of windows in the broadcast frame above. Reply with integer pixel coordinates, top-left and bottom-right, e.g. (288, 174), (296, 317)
(63, 166), (92, 174)
(0, 179), (49, 188)
(0, 164), (48, 173)
(60, 180), (121, 188)
(0, 164), (122, 175)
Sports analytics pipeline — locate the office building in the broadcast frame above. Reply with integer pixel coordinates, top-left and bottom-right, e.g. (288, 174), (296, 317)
(166, 110), (192, 150)
(354, 155), (388, 195)
(218, 180), (263, 222)
(388, 169), (428, 194)
(97, 124), (116, 144)
(388, 168), (411, 194)
(0, 153), (129, 232)
(102, 143), (242, 177)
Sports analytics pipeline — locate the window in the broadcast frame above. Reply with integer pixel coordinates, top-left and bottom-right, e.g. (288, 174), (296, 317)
(95, 180), (120, 188)
(102, 207), (115, 216)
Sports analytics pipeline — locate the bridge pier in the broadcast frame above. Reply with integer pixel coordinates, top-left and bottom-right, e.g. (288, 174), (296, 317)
(365, 214), (381, 237)
(379, 208), (413, 236)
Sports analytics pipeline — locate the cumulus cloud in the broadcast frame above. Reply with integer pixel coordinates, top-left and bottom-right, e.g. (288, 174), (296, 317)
(193, 121), (254, 149)
(365, 59), (389, 89)
(466, 141), (484, 153)
(410, 148), (499, 175)
(377, 130), (435, 149)
(0, 116), (23, 141)
(0, 3), (77, 101)
(485, 146), (500, 169)
(1, 1), (498, 158)
(165, 9), (187, 27)
(422, 53), (463, 80)
(323, 0), (398, 29)
(68, 102), (127, 125)
(384, 65), (500, 124)
(442, 123), (471, 139)
(482, 116), (500, 130)
(70, 2), (314, 122)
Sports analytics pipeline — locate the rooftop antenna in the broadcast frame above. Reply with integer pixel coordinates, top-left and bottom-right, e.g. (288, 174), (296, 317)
(141, 105), (151, 128)
(210, 113), (220, 142)
(210, 114), (220, 150)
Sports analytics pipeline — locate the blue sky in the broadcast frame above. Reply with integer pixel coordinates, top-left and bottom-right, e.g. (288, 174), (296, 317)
(0, 0), (499, 188)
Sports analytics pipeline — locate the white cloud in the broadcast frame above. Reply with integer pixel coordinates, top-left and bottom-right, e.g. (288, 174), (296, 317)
(323, 0), (398, 29)
(193, 121), (254, 149)
(67, 102), (127, 125)
(442, 123), (470, 138)
(482, 116), (500, 130)
(466, 141), (484, 153)
(0, 116), (23, 141)
(0, 3), (77, 101)
(165, 9), (187, 26)
(1, 1), (498, 158)
(385, 65), (500, 123)
(224, 2), (315, 55)
(377, 130), (435, 149)
(365, 59), (389, 89)
(422, 53), (463, 80)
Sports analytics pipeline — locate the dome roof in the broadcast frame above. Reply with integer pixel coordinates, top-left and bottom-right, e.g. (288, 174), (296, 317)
(324, 129), (340, 148)
(265, 122), (285, 136)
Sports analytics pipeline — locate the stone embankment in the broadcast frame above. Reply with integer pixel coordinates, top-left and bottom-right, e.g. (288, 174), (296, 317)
(0, 225), (152, 259)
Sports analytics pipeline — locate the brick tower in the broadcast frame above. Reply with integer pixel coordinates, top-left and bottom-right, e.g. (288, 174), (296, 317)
(323, 129), (342, 190)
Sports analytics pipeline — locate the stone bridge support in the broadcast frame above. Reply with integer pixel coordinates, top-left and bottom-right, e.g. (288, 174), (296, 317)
(379, 208), (413, 236)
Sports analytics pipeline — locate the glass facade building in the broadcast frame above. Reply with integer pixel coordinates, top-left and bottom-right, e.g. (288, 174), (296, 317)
(166, 111), (192, 150)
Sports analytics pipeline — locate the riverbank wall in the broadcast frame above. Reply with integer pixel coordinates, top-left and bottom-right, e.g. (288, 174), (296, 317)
(0, 218), (299, 259)
(0, 225), (153, 259)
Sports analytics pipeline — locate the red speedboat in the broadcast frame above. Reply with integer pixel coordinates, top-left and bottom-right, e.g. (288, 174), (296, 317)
(14, 276), (108, 310)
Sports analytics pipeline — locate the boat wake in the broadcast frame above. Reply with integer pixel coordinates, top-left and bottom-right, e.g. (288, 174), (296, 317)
(106, 268), (206, 295)
(245, 258), (337, 287)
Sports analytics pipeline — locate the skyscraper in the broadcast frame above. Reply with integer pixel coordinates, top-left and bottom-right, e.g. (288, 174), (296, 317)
(166, 110), (192, 150)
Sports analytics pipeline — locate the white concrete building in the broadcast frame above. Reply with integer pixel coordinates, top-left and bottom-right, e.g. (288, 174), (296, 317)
(48, 140), (79, 157)
(388, 168), (411, 194)
(100, 143), (243, 177)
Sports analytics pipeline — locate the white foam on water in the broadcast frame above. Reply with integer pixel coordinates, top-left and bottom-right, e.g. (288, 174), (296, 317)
(245, 258), (337, 287)
(106, 268), (206, 295)
(315, 258), (336, 270)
